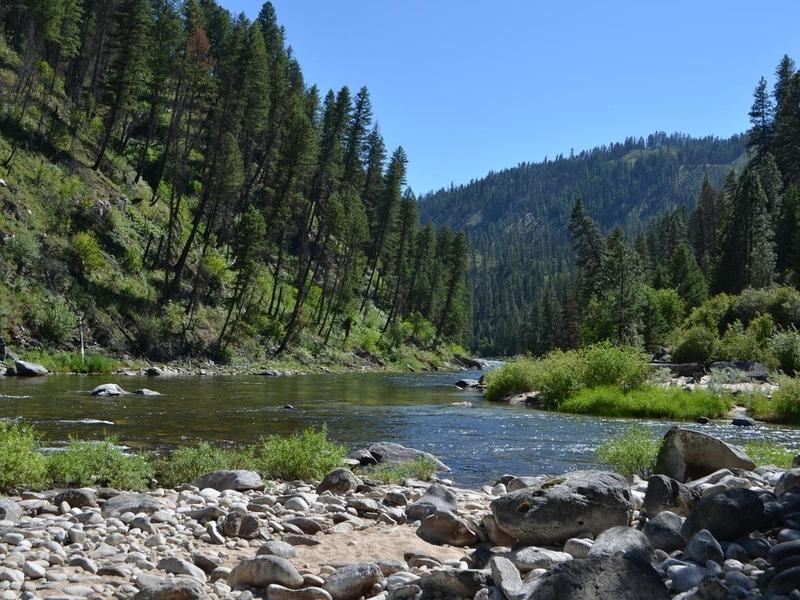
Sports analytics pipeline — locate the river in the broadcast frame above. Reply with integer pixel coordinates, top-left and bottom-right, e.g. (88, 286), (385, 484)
(1, 370), (799, 488)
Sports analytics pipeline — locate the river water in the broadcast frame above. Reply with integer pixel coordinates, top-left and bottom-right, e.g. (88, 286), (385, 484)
(1, 370), (799, 488)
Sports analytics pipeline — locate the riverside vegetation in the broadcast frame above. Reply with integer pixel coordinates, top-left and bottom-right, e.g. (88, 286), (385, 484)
(0, 1), (470, 372)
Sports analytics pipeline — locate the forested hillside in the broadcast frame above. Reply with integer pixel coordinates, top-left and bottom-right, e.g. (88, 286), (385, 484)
(421, 133), (747, 354)
(0, 1), (470, 368)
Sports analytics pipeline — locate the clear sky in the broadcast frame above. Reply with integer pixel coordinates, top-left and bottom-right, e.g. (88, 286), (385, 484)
(219, 1), (800, 195)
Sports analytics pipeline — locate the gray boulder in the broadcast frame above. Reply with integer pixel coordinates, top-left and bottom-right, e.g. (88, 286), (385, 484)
(102, 493), (161, 518)
(228, 556), (304, 589)
(267, 585), (332, 600)
(405, 484), (457, 522)
(491, 471), (632, 546)
(257, 541), (297, 559)
(526, 557), (668, 600)
(776, 468), (800, 496)
(157, 557), (207, 582)
(90, 383), (127, 396)
(190, 470), (264, 491)
(709, 360), (769, 381)
(643, 474), (700, 516)
(587, 526), (653, 563)
(133, 388), (161, 396)
(499, 546), (573, 572)
(682, 488), (765, 541)
(366, 442), (450, 472)
(0, 499), (22, 524)
(54, 488), (97, 508)
(682, 528), (723, 565)
(323, 562), (383, 600)
(316, 468), (359, 494)
(132, 576), (208, 599)
(14, 360), (48, 376)
(654, 427), (755, 482)
(643, 510), (686, 552)
(416, 510), (478, 546)
(418, 569), (487, 598)
(454, 379), (479, 389)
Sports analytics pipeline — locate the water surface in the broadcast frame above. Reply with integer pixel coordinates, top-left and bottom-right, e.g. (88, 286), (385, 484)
(1, 371), (799, 487)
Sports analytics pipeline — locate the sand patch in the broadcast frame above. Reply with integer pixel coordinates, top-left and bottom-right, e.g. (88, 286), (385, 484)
(291, 523), (468, 573)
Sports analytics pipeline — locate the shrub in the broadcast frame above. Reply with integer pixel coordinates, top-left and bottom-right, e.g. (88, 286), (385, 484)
(744, 441), (794, 468)
(22, 351), (120, 374)
(580, 343), (651, 391)
(71, 231), (105, 279)
(684, 293), (732, 333)
(560, 386), (732, 420)
(367, 457), (438, 485)
(255, 426), (346, 481)
(771, 327), (800, 375)
(484, 351), (582, 406)
(47, 437), (154, 490)
(4, 229), (40, 273)
(772, 377), (800, 424)
(719, 315), (776, 366)
(157, 443), (255, 488)
(596, 426), (663, 479)
(30, 297), (77, 344)
(0, 422), (48, 491)
(672, 326), (718, 363)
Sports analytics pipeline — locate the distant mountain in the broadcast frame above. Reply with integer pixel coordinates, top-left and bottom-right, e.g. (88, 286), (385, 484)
(419, 132), (748, 354)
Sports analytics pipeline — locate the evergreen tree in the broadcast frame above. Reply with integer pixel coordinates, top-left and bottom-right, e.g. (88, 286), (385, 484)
(568, 197), (606, 305)
(747, 77), (774, 156)
(668, 242), (708, 309)
(598, 227), (643, 346)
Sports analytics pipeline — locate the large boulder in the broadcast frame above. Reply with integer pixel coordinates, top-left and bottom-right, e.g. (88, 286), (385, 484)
(102, 493), (161, 518)
(709, 360), (769, 381)
(416, 510), (478, 546)
(642, 474), (700, 516)
(405, 484), (457, 522)
(682, 488), (766, 541)
(14, 360), (48, 376)
(491, 471), (633, 546)
(0, 499), (22, 524)
(228, 556), (304, 589)
(90, 383), (127, 397)
(587, 526), (653, 563)
(643, 510), (686, 552)
(654, 427), (755, 482)
(364, 442), (450, 472)
(526, 557), (668, 600)
(322, 562), (383, 600)
(190, 470), (264, 491)
(316, 468), (359, 495)
(133, 576), (208, 599)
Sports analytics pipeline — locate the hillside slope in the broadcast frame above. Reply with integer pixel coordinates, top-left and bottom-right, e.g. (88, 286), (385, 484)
(420, 133), (747, 353)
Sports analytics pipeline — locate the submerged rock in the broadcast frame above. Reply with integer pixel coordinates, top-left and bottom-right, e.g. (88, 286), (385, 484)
(91, 383), (127, 396)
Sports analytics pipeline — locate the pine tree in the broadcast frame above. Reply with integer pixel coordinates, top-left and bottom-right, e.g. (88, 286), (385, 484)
(568, 197), (606, 305)
(668, 243), (708, 309)
(598, 227), (643, 346)
(747, 77), (774, 156)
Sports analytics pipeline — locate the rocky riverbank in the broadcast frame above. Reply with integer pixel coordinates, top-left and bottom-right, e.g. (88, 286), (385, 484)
(0, 428), (797, 599)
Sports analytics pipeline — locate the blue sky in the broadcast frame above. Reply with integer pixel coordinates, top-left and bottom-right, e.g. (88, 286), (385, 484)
(219, 1), (800, 194)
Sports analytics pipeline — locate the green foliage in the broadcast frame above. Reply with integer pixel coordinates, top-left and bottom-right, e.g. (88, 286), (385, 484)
(255, 426), (347, 481)
(641, 287), (685, 350)
(485, 344), (650, 406)
(70, 231), (105, 279)
(4, 229), (41, 273)
(771, 327), (800, 374)
(672, 326), (718, 363)
(157, 443), (255, 488)
(22, 351), (120, 374)
(367, 457), (438, 485)
(772, 377), (800, 424)
(744, 441), (794, 468)
(30, 296), (77, 344)
(561, 386), (733, 420)
(718, 315), (776, 366)
(0, 422), (48, 491)
(47, 437), (154, 490)
(596, 426), (663, 479)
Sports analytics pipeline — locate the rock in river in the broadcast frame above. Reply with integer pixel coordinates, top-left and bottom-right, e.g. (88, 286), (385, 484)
(491, 471), (632, 546)
(363, 442), (450, 471)
(654, 427), (755, 482)
(14, 360), (48, 376)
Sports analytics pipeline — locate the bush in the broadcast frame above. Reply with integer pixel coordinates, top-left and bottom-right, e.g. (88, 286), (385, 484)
(771, 327), (800, 375)
(47, 437), (154, 490)
(23, 351), (120, 374)
(560, 386), (732, 420)
(30, 297), (77, 344)
(157, 443), (255, 488)
(255, 426), (347, 481)
(0, 422), (48, 491)
(718, 315), (776, 366)
(484, 344), (650, 407)
(596, 426), (663, 479)
(367, 457), (438, 485)
(71, 231), (105, 279)
(744, 441), (794, 468)
(772, 377), (800, 424)
(672, 326), (718, 363)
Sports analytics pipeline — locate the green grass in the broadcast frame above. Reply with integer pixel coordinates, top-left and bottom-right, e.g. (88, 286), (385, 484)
(47, 437), (154, 490)
(157, 443), (256, 488)
(745, 441), (794, 468)
(365, 457), (439, 485)
(0, 422), (48, 491)
(596, 426), (663, 479)
(18, 351), (123, 374)
(254, 426), (347, 481)
(560, 386), (733, 420)
(773, 377), (800, 424)
(484, 343), (650, 406)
